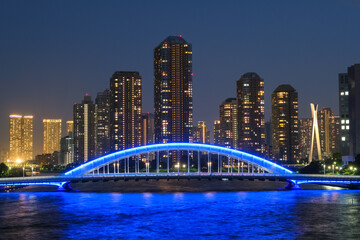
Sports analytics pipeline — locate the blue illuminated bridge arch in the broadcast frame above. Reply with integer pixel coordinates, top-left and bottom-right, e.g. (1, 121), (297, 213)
(2, 143), (360, 191)
(64, 143), (293, 176)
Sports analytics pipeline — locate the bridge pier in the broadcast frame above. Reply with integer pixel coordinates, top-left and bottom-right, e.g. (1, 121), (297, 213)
(57, 182), (72, 192)
(285, 180), (301, 190)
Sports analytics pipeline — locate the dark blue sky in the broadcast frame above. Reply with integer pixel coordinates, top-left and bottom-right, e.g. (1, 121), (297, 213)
(1, 0), (360, 155)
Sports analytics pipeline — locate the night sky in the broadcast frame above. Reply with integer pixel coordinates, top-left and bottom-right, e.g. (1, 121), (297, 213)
(1, 0), (360, 155)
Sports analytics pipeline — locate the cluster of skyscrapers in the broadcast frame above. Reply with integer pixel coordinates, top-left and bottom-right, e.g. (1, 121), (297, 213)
(3, 36), (360, 166)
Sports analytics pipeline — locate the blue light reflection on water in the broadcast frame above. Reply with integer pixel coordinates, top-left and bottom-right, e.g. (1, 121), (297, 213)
(1, 190), (360, 239)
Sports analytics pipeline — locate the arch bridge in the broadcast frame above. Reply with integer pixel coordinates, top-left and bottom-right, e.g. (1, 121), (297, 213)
(1, 143), (360, 191)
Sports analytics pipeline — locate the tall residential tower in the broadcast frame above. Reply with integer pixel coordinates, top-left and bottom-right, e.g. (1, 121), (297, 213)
(110, 71), (142, 151)
(237, 72), (265, 156)
(154, 36), (193, 144)
(271, 84), (299, 163)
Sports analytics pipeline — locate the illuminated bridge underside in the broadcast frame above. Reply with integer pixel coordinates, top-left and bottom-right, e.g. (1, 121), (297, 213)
(64, 143), (293, 177)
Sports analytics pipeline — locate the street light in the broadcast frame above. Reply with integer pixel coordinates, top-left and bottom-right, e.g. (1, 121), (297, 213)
(323, 164), (326, 175)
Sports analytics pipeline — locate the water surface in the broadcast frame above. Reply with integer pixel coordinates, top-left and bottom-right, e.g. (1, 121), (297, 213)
(1, 190), (360, 239)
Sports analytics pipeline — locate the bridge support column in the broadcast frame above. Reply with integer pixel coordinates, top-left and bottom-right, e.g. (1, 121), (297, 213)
(285, 180), (301, 190)
(208, 152), (210, 174)
(156, 151), (159, 173)
(188, 150), (190, 173)
(238, 159), (240, 173)
(198, 151), (200, 174)
(57, 182), (72, 192)
(167, 150), (169, 174)
(218, 154), (220, 173)
(228, 157), (230, 173)
(231, 157), (233, 174)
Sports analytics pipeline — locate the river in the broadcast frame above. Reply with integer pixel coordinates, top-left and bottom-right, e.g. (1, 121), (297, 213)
(1, 190), (360, 239)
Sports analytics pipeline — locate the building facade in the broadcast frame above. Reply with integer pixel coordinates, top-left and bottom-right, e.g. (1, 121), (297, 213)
(213, 120), (221, 145)
(141, 113), (155, 145)
(73, 95), (97, 163)
(271, 84), (299, 163)
(237, 72), (265, 155)
(318, 108), (340, 158)
(154, 36), (193, 144)
(9, 114), (33, 162)
(59, 132), (74, 166)
(219, 98), (238, 149)
(43, 119), (62, 154)
(66, 120), (74, 136)
(339, 73), (350, 156)
(193, 121), (210, 144)
(96, 89), (111, 156)
(348, 64), (360, 157)
(110, 71), (142, 151)
(299, 118), (313, 160)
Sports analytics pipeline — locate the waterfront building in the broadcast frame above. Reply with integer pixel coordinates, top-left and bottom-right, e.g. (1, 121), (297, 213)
(0, 149), (9, 163)
(236, 72), (265, 155)
(339, 73), (350, 155)
(154, 36), (193, 144)
(43, 119), (62, 154)
(73, 95), (97, 163)
(110, 71), (142, 151)
(219, 98), (238, 149)
(271, 84), (299, 163)
(299, 118), (313, 160)
(318, 108), (341, 158)
(9, 114), (33, 162)
(193, 121), (210, 144)
(141, 113), (155, 145)
(348, 64), (360, 157)
(59, 132), (74, 166)
(213, 120), (221, 145)
(96, 89), (111, 156)
(66, 120), (74, 135)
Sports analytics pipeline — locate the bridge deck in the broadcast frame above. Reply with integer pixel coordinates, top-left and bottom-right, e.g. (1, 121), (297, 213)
(1, 173), (360, 187)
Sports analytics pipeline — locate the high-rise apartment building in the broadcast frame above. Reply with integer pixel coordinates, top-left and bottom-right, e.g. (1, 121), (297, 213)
(9, 114), (33, 162)
(154, 36), (193, 144)
(339, 73), (350, 155)
(141, 113), (155, 145)
(43, 119), (62, 154)
(219, 98), (238, 149)
(66, 120), (74, 135)
(271, 84), (299, 163)
(193, 121), (210, 144)
(348, 64), (360, 157)
(73, 95), (97, 163)
(213, 120), (221, 145)
(110, 71), (142, 151)
(59, 132), (74, 166)
(237, 72), (265, 155)
(299, 118), (313, 160)
(318, 108), (341, 158)
(96, 89), (111, 156)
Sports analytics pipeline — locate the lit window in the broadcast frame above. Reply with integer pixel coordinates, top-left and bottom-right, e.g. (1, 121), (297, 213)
(345, 91), (349, 95)
(342, 137), (346, 141)
(346, 120), (350, 124)
(340, 92), (344, 96)
(341, 126), (345, 130)
(346, 126), (350, 130)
